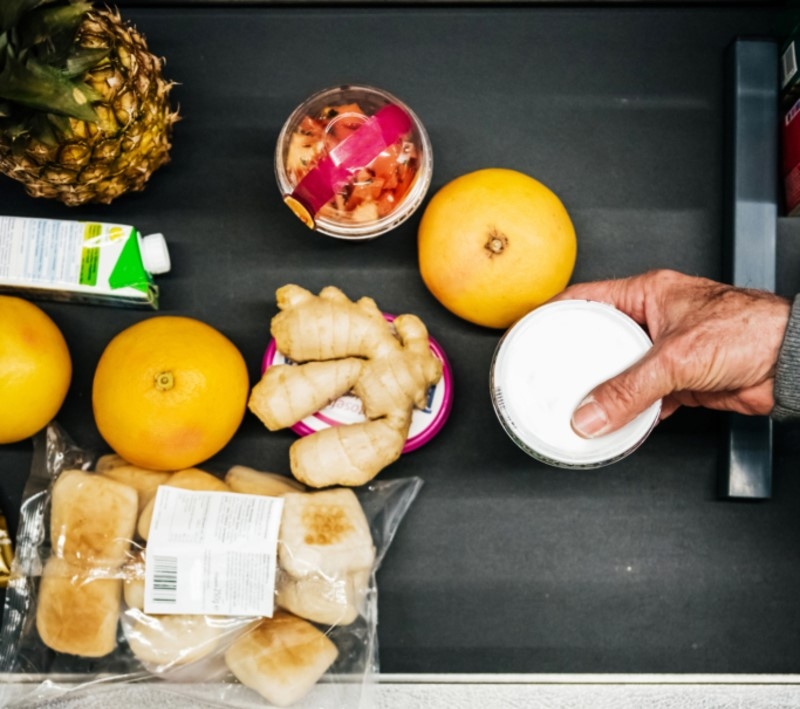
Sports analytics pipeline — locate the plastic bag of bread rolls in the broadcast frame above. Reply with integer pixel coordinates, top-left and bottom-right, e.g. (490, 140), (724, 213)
(0, 424), (422, 708)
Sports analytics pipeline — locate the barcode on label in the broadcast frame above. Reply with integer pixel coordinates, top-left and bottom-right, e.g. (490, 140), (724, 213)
(783, 42), (798, 89)
(151, 554), (178, 604)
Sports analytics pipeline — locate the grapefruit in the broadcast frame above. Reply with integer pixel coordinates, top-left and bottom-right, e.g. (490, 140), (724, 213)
(417, 168), (577, 329)
(92, 316), (249, 471)
(0, 296), (72, 444)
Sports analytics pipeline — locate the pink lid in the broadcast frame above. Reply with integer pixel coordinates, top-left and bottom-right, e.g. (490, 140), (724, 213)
(288, 104), (413, 220)
(261, 314), (453, 453)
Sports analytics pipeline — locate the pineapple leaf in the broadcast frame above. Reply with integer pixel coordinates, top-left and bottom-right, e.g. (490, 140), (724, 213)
(18, 2), (92, 52)
(0, 52), (98, 121)
(47, 112), (71, 135)
(0, 118), (32, 141)
(1, 108), (74, 147)
(0, 0), (55, 34)
(30, 110), (59, 145)
(65, 46), (109, 78)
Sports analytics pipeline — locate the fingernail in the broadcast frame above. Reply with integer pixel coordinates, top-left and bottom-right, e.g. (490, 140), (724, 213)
(571, 398), (610, 439)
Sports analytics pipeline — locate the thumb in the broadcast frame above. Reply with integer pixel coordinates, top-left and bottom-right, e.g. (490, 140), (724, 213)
(570, 354), (666, 439)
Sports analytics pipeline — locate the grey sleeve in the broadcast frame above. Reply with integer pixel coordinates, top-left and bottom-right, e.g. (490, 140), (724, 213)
(772, 294), (800, 421)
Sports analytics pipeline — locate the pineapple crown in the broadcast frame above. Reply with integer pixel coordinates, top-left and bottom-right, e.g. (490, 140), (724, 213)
(0, 0), (106, 142)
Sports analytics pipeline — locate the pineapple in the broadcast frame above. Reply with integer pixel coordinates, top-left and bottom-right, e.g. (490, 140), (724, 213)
(0, 0), (179, 206)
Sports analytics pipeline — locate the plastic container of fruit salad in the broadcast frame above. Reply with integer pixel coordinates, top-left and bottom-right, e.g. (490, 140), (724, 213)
(275, 85), (433, 239)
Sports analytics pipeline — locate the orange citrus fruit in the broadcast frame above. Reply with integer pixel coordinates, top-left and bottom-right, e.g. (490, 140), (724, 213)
(417, 168), (577, 329)
(92, 316), (249, 471)
(0, 296), (72, 444)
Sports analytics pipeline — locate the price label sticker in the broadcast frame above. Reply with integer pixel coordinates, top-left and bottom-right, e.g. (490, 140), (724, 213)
(144, 487), (283, 617)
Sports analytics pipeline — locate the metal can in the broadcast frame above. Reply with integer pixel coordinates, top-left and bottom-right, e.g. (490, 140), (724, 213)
(490, 299), (661, 469)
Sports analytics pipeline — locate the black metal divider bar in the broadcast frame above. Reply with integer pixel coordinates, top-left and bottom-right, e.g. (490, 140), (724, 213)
(721, 39), (779, 499)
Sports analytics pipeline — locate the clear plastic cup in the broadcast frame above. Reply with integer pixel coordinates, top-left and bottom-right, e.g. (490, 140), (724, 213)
(275, 85), (433, 240)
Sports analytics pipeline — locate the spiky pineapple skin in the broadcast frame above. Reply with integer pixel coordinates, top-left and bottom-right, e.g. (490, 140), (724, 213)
(0, 8), (179, 206)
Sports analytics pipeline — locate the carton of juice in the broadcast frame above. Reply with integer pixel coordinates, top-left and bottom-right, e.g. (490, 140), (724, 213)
(0, 216), (170, 308)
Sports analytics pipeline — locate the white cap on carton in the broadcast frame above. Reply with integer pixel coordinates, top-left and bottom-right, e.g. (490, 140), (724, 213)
(141, 233), (171, 275)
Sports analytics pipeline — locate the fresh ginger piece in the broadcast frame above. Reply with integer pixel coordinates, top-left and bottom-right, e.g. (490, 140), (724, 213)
(289, 411), (411, 488)
(271, 284), (397, 362)
(255, 285), (444, 487)
(248, 358), (363, 431)
(354, 313), (443, 419)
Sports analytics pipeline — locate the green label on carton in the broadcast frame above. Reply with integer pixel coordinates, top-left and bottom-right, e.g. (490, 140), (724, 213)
(109, 229), (151, 294)
(79, 223), (102, 286)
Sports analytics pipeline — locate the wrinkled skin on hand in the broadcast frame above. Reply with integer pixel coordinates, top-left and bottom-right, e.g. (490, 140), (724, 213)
(550, 269), (792, 437)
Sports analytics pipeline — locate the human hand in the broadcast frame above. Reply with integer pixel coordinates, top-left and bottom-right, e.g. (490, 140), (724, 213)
(549, 269), (791, 438)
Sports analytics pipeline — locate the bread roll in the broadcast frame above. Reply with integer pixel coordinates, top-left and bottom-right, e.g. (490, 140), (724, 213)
(122, 608), (226, 668)
(165, 467), (231, 493)
(278, 488), (375, 579)
(123, 576), (145, 611)
(50, 469), (138, 566)
(100, 464), (173, 513)
(276, 568), (369, 626)
(224, 465), (304, 496)
(137, 468), (230, 540)
(94, 453), (130, 474)
(224, 612), (338, 707)
(122, 550), (146, 610)
(36, 557), (122, 657)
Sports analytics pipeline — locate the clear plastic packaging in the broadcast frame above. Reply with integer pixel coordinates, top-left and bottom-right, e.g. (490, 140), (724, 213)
(275, 85), (433, 240)
(0, 423), (422, 708)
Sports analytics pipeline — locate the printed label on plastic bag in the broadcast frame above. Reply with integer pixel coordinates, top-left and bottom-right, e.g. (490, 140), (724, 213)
(144, 487), (283, 617)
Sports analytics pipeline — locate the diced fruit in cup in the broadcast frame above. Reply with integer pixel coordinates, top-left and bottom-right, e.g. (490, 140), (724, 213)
(285, 102), (420, 223)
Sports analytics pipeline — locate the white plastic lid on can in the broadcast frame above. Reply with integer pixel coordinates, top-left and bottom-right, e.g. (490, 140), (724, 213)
(140, 233), (171, 275)
(490, 299), (661, 469)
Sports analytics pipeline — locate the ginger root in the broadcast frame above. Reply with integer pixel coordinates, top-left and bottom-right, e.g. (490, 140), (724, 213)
(248, 285), (443, 487)
(249, 358), (364, 431)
